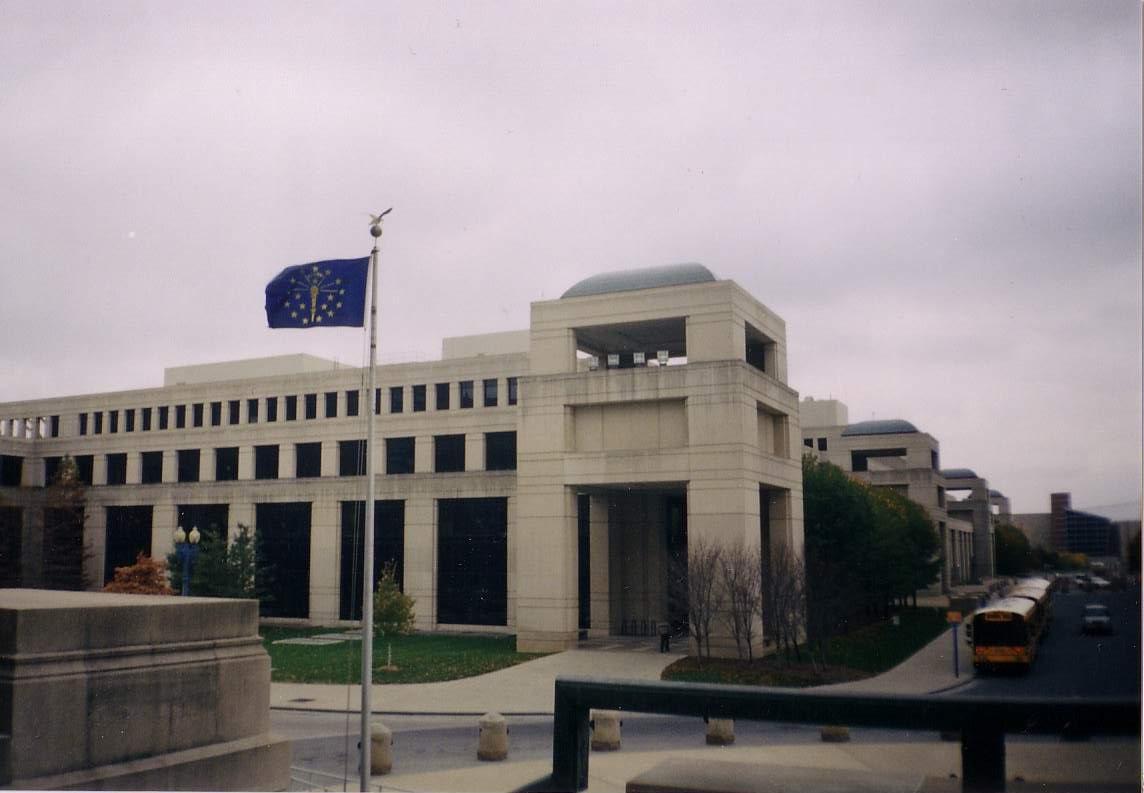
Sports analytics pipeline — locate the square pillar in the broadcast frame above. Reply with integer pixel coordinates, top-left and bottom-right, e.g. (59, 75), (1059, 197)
(466, 434), (485, 472)
(515, 485), (578, 653)
(309, 498), (339, 622)
(588, 493), (611, 636)
(404, 495), (436, 629)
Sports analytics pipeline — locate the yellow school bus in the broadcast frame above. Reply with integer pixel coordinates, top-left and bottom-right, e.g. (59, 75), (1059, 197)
(971, 597), (1041, 671)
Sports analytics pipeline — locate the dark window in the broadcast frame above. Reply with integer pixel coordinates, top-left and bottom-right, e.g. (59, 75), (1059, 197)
(385, 437), (415, 475)
(79, 413), (88, 436)
(746, 336), (767, 371)
(485, 432), (517, 471)
(435, 383), (450, 410)
(304, 393), (317, 420)
(228, 400), (240, 425)
(325, 392), (338, 418)
(177, 449), (200, 483)
(931, 449), (940, 471)
(215, 447), (239, 481)
(295, 442), (322, 478)
(105, 453), (127, 485)
(459, 381), (474, 408)
(339, 500), (405, 620)
(247, 398), (258, 423)
(103, 506), (153, 585)
(434, 434), (465, 473)
(175, 405), (186, 429)
(266, 397), (278, 422)
(124, 409), (135, 433)
(437, 498), (507, 626)
(142, 407), (152, 431)
(74, 455), (94, 485)
(210, 402), (221, 426)
(44, 456), (61, 485)
(159, 406), (169, 430)
(346, 390), (360, 417)
(817, 437), (827, 451)
(255, 445), (279, 480)
(803, 438), (813, 448)
(389, 387), (403, 414)
(339, 440), (367, 476)
(0, 455), (22, 487)
(374, 388), (381, 415)
(94, 412), (103, 434)
(285, 395), (297, 421)
(176, 504), (228, 542)
(49, 415), (60, 438)
(507, 377), (518, 406)
(193, 403), (204, 427)
(255, 502), (311, 618)
(109, 410), (118, 433)
(412, 385), (426, 412)
(141, 451), (163, 484)
(483, 379), (498, 407)
(851, 448), (907, 473)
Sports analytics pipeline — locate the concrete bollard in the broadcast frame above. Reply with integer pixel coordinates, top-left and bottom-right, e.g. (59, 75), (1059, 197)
(590, 710), (622, 751)
(820, 725), (850, 743)
(705, 718), (735, 746)
(477, 712), (509, 761)
(370, 722), (393, 775)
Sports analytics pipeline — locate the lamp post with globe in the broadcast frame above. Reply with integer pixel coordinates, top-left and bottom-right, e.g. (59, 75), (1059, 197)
(173, 525), (201, 596)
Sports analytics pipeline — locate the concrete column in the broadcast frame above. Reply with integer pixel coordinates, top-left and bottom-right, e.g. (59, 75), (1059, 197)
(85, 505), (107, 589)
(152, 504), (177, 564)
(93, 455), (107, 488)
(201, 449), (216, 482)
(588, 493), (611, 636)
(237, 446), (253, 480)
(127, 452), (142, 486)
(515, 485), (578, 652)
(414, 436), (432, 475)
(280, 444), (295, 479)
(230, 501), (256, 536)
(466, 433), (485, 472)
(161, 451), (177, 485)
(310, 497), (339, 622)
(404, 495), (436, 629)
(320, 441), (338, 477)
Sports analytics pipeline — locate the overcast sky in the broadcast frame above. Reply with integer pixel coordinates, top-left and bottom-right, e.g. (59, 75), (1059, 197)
(1, 1), (1139, 517)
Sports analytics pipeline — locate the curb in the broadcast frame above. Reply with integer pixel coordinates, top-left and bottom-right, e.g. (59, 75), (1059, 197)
(272, 706), (554, 717)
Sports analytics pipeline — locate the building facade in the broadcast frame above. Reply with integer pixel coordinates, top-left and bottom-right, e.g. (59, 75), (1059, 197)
(0, 264), (803, 656)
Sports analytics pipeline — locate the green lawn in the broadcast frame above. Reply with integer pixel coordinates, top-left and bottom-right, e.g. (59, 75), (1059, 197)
(662, 608), (949, 687)
(262, 628), (548, 684)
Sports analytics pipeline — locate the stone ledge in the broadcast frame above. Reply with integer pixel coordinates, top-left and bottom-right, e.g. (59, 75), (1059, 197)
(625, 758), (923, 793)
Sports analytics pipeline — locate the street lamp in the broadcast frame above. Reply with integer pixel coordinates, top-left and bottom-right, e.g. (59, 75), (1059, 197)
(173, 525), (201, 596)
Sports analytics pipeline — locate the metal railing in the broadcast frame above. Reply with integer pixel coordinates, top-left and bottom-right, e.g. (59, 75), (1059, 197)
(530, 676), (1139, 793)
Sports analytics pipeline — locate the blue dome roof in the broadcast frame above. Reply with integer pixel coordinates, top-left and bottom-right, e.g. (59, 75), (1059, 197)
(942, 468), (979, 480)
(841, 419), (918, 437)
(561, 263), (716, 299)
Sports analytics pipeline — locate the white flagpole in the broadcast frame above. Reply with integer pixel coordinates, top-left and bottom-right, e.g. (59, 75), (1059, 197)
(360, 212), (387, 790)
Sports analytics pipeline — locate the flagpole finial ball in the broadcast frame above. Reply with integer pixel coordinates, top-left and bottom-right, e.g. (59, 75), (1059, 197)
(370, 224), (383, 238)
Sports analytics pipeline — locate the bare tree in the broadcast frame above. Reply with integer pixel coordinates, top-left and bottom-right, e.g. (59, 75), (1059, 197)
(681, 537), (724, 660)
(720, 540), (762, 660)
(761, 542), (808, 664)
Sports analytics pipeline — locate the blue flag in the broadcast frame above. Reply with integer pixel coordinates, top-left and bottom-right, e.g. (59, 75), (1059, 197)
(265, 257), (369, 328)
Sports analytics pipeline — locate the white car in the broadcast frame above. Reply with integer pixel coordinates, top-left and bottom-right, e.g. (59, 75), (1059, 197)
(1081, 604), (1113, 635)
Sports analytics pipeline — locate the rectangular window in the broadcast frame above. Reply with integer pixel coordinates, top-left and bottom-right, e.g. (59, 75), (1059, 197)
(817, 437), (828, 451)
(803, 438), (814, 448)
(255, 445), (279, 480)
(210, 402), (221, 426)
(247, 398), (258, 423)
(105, 453), (127, 485)
(141, 407), (152, 431)
(175, 405), (186, 429)
(141, 451), (163, 484)
(485, 431), (517, 471)
(109, 410), (118, 434)
(459, 381), (474, 409)
(0, 455), (23, 487)
(94, 412), (103, 434)
(435, 383), (450, 410)
(390, 386), (404, 414)
(74, 455), (94, 486)
(124, 409), (135, 433)
(215, 447), (239, 481)
(44, 456), (61, 485)
(385, 437), (415, 475)
(193, 403), (204, 427)
(295, 442), (322, 478)
(483, 379), (498, 407)
(375, 388), (382, 415)
(434, 434), (466, 473)
(177, 449), (201, 483)
(285, 395), (297, 421)
(266, 397), (278, 422)
(160, 406), (170, 430)
(339, 440), (367, 476)
(412, 385), (426, 412)
(304, 393), (317, 420)
(228, 400), (240, 425)
(346, 390), (360, 417)
(507, 377), (518, 406)
(79, 413), (88, 436)
(49, 415), (59, 437)
(325, 392), (338, 418)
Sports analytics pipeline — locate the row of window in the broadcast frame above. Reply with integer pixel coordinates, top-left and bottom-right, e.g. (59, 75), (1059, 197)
(73, 378), (520, 438)
(0, 416), (60, 440)
(802, 437), (828, 451)
(42, 432), (518, 487)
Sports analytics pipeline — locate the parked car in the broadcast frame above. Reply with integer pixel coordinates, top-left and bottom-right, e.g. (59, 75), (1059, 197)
(1081, 604), (1113, 635)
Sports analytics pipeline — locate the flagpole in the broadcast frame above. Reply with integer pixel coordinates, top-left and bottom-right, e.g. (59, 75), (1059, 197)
(360, 217), (384, 791)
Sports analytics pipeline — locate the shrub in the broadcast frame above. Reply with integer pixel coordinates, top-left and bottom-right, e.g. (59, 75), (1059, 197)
(373, 562), (415, 637)
(103, 553), (173, 595)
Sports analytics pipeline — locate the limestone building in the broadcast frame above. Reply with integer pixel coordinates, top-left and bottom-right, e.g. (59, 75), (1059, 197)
(0, 264), (803, 655)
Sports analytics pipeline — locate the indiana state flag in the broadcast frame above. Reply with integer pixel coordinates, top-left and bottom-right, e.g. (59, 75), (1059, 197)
(265, 257), (368, 328)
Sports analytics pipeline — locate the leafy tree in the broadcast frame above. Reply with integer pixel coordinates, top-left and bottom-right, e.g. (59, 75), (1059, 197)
(41, 456), (92, 590)
(373, 562), (415, 637)
(168, 524), (272, 602)
(994, 523), (1034, 575)
(103, 553), (174, 595)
